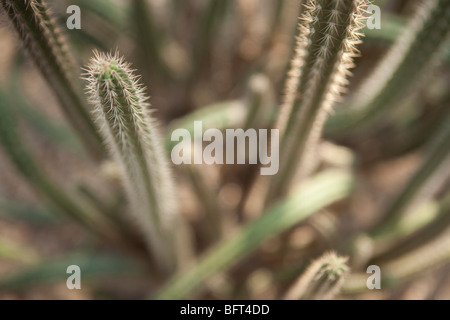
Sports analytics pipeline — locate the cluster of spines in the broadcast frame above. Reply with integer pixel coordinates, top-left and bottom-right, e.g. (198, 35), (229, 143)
(2, 0), (74, 78)
(269, 0), (372, 198)
(85, 51), (178, 272)
(285, 252), (349, 300)
(328, 0), (450, 132)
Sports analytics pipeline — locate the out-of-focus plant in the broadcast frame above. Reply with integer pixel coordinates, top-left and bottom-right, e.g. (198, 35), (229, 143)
(0, 0), (449, 300)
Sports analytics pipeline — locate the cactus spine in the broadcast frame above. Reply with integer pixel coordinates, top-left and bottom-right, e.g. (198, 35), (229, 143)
(285, 252), (349, 300)
(85, 51), (178, 272)
(268, 0), (371, 199)
(1, 0), (103, 159)
(328, 0), (450, 133)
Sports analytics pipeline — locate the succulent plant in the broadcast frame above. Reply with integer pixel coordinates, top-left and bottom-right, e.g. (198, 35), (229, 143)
(284, 252), (349, 300)
(268, 0), (372, 199)
(1, 0), (103, 159)
(0, 0), (449, 301)
(85, 51), (179, 273)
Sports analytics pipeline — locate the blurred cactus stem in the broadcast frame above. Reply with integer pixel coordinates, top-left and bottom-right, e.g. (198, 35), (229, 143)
(372, 110), (450, 237)
(327, 0), (450, 133)
(166, 100), (247, 151)
(155, 169), (355, 299)
(372, 190), (450, 263)
(0, 90), (121, 244)
(191, 0), (230, 79)
(1, 0), (104, 160)
(344, 232), (450, 293)
(244, 74), (276, 130)
(131, 0), (175, 81)
(268, 0), (372, 200)
(85, 51), (180, 273)
(284, 252), (349, 300)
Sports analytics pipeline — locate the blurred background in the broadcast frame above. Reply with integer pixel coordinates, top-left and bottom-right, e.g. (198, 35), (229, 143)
(0, 0), (449, 299)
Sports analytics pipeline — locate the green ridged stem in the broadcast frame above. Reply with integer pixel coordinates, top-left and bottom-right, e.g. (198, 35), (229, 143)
(372, 190), (450, 263)
(327, 0), (450, 133)
(85, 51), (179, 273)
(0, 90), (119, 243)
(73, 0), (126, 30)
(1, 0), (104, 159)
(343, 232), (450, 293)
(268, 0), (371, 199)
(0, 253), (137, 292)
(191, 0), (230, 79)
(165, 100), (247, 151)
(372, 111), (450, 237)
(155, 169), (355, 300)
(284, 252), (349, 300)
(244, 74), (276, 130)
(132, 0), (174, 81)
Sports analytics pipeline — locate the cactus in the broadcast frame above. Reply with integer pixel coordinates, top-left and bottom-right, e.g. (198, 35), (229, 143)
(0, 89), (122, 244)
(267, 0), (372, 199)
(373, 110), (450, 237)
(1, 0), (103, 159)
(155, 170), (355, 300)
(373, 190), (450, 263)
(244, 74), (275, 130)
(1, 0), (450, 301)
(284, 252), (349, 300)
(327, 0), (450, 133)
(131, 0), (173, 81)
(85, 51), (179, 273)
(344, 232), (450, 293)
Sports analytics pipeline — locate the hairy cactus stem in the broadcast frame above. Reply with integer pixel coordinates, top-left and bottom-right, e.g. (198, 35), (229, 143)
(268, 0), (371, 200)
(284, 252), (349, 300)
(1, 0), (104, 159)
(85, 51), (179, 273)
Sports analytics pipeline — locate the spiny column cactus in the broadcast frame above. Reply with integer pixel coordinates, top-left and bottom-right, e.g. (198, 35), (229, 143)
(373, 110), (450, 237)
(85, 51), (179, 273)
(344, 232), (450, 293)
(244, 74), (275, 130)
(284, 252), (349, 300)
(381, 232), (450, 283)
(327, 0), (450, 133)
(268, 0), (371, 199)
(1, 0), (103, 159)
(0, 90), (125, 246)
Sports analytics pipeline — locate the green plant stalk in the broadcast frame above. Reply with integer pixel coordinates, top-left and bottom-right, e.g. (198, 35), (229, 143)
(0, 253), (137, 292)
(270, 0), (287, 39)
(284, 252), (349, 300)
(184, 164), (223, 243)
(191, 0), (230, 78)
(327, 0), (450, 133)
(71, 0), (126, 30)
(0, 236), (40, 265)
(9, 57), (82, 153)
(360, 94), (449, 163)
(131, 0), (173, 81)
(268, 0), (371, 199)
(0, 91), (120, 244)
(382, 232), (450, 283)
(155, 169), (355, 299)
(0, 199), (56, 225)
(85, 51), (179, 273)
(372, 111), (450, 237)
(243, 74), (275, 130)
(1, 0), (104, 159)
(166, 100), (247, 150)
(363, 15), (406, 44)
(343, 232), (450, 293)
(372, 191), (450, 263)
